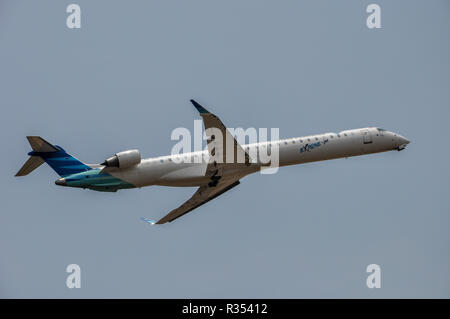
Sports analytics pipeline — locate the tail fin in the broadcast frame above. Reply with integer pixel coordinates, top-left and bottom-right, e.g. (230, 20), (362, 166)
(15, 136), (91, 177)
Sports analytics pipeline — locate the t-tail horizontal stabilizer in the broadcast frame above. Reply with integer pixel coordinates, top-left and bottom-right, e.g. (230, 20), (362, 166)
(15, 156), (45, 176)
(15, 136), (91, 177)
(15, 136), (58, 176)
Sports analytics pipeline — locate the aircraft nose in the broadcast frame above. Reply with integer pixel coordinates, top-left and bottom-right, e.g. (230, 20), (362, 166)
(55, 178), (67, 186)
(400, 136), (410, 144)
(395, 134), (410, 151)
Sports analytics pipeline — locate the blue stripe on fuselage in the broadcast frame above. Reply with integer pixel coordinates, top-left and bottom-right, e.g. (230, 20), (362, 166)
(64, 169), (135, 192)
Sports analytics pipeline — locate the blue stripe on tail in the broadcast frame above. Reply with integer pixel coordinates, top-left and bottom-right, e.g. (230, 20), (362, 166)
(29, 146), (91, 177)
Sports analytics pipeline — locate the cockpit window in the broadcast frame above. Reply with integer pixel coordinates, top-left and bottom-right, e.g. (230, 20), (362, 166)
(377, 128), (386, 132)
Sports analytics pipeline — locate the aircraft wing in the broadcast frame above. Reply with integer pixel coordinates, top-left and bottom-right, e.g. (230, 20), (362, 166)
(155, 100), (249, 224)
(155, 178), (240, 224)
(191, 99), (251, 178)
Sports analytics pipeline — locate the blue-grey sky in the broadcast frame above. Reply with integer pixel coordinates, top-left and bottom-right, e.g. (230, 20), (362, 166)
(1, 0), (449, 298)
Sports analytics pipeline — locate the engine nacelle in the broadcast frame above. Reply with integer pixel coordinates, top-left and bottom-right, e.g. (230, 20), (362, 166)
(102, 149), (141, 168)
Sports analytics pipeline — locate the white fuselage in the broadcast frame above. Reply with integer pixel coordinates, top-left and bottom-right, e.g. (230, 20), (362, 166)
(107, 127), (409, 188)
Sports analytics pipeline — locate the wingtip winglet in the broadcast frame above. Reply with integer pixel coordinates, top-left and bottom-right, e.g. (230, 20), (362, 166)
(140, 217), (156, 225)
(190, 99), (210, 114)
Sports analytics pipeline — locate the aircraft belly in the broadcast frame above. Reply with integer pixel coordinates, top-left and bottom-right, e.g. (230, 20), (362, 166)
(107, 164), (159, 188)
(155, 163), (209, 187)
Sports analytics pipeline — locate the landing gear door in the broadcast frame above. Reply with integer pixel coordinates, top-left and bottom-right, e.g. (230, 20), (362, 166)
(362, 129), (373, 144)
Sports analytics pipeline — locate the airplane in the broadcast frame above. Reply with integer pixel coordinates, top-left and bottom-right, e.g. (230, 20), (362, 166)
(15, 99), (410, 224)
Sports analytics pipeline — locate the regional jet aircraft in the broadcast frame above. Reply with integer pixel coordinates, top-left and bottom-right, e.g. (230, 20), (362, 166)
(15, 100), (409, 224)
